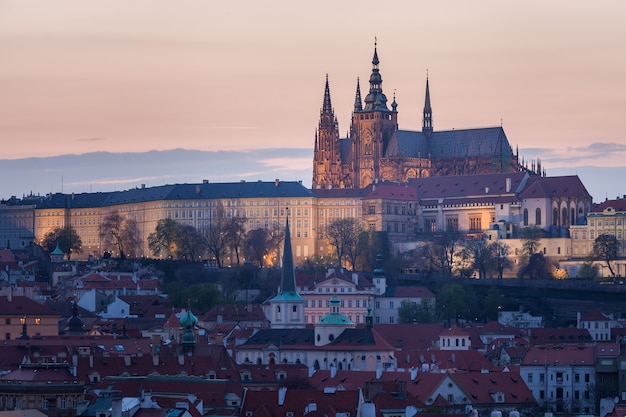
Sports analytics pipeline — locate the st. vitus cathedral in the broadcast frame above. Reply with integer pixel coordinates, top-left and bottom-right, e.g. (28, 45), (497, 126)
(312, 43), (524, 190)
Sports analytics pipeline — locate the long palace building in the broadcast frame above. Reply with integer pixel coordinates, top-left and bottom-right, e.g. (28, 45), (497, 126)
(1, 172), (593, 265)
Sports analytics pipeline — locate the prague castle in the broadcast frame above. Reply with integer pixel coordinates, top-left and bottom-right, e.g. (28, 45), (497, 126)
(313, 43), (523, 189)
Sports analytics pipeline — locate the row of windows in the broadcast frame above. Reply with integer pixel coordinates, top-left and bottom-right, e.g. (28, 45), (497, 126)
(307, 298), (368, 308)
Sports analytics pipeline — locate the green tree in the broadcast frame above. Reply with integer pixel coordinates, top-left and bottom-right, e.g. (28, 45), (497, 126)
(437, 283), (476, 323)
(148, 218), (180, 258)
(592, 233), (620, 277)
(41, 226), (83, 261)
(577, 262), (599, 279)
(481, 286), (504, 321)
(398, 298), (436, 323)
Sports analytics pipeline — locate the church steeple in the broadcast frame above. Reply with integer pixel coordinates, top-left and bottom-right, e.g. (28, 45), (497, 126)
(363, 39), (388, 111)
(322, 74), (333, 114)
(279, 214), (297, 295)
(353, 78), (362, 112)
(268, 211), (306, 329)
(423, 74), (433, 138)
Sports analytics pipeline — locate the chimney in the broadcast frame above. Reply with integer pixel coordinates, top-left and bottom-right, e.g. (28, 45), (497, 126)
(278, 386), (287, 406)
(196, 185), (201, 195)
(124, 355), (131, 367)
(89, 355), (93, 368)
(275, 179), (280, 187)
(152, 354), (159, 366)
(330, 365), (337, 378)
(410, 367), (418, 380)
(505, 177), (511, 193)
(308, 366), (315, 378)
(203, 179), (209, 184)
(178, 354), (184, 366)
(376, 366), (382, 379)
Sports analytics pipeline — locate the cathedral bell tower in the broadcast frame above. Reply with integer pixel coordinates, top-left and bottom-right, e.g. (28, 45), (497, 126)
(351, 40), (398, 188)
(312, 75), (343, 189)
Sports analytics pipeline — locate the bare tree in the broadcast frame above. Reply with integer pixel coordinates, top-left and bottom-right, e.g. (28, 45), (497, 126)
(204, 206), (230, 268)
(148, 218), (179, 258)
(99, 211), (141, 258)
(326, 218), (362, 270)
(490, 240), (512, 279)
(176, 224), (206, 261)
(245, 228), (273, 267)
(592, 233), (620, 277)
(226, 216), (247, 266)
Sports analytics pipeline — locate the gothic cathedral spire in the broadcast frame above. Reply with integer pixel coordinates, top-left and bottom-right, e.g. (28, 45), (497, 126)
(423, 74), (433, 138)
(312, 75), (342, 189)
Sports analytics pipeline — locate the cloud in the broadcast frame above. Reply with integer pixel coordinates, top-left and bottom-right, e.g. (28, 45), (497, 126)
(76, 137), (106, 142)
(522, 142), (626, 167)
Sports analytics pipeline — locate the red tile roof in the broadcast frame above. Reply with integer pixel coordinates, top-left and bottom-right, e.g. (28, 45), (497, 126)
(592, 199), (626, 212)
(580, 310), (611, 321)
(519, 175), (591, 200)
(523, 345), (594, 366)
(240, 387), (359, 417)
(0, 296), (60, 316)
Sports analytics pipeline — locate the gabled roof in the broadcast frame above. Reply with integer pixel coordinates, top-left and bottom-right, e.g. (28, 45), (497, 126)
(408, 171), (528, 203)
(240, 387), (359, 417)
(580, 309), (611, 321)
(592, 199), (626, 213)
(202, 303), (267, 323)
(528, 327), (592, 345)
(0, 296), (60, 316)
(361, 182), (418, 201)
(519, 175), (591, 200)
(375, 323), (446, 350)
(523, 345), (595, 366)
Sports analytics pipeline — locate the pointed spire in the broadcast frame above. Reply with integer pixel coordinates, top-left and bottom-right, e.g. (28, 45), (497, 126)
(279, 210), (297, 295)
(353, 78), (362, 111)
(364, 38), (388, 111)
(322, 74), (333, 114)
(423, 72), (433, 137)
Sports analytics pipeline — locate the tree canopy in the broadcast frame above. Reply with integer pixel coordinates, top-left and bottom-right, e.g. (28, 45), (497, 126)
(40, 226), (83, 260)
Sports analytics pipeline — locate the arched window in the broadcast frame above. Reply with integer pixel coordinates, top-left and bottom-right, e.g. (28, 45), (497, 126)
(536, 208), (542, 225)
(571, 208), (576, 225)
(523, 209), (529, 226)
(553, 208), (559, 226)
(562, 207), (568, 227)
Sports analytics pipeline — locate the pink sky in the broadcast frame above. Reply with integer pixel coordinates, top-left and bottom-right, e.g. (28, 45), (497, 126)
(1, 0), (625, 172)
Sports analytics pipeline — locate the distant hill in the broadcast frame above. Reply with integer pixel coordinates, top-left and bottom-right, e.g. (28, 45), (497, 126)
(0, 148), (313, 198)
(1, 148), (621, 204)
